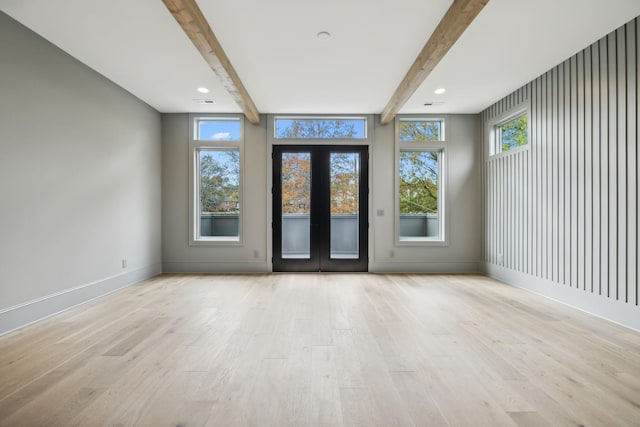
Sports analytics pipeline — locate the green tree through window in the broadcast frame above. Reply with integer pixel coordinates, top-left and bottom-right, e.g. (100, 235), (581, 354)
(199, 150), (240, 213)
(500, 115), (528, 151)
(399, 120), (442, 142)
(399, 151), (439, 215)
(275, 119), (363, 139)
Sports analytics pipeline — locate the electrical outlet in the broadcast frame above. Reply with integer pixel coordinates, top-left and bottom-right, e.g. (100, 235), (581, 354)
(376, 209), (385, 216)
(390, 250), (395, 258)
(122, 259), (127, 269)
(253, 250), (259, 259)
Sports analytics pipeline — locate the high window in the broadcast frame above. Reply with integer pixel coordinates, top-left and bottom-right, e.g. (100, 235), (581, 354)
(190, 115), (244, 244)
(274, 117), (367, 139)
(396, 117), (446, 244)
(398, 118), (444, 142)
(493, 112), (528, 155)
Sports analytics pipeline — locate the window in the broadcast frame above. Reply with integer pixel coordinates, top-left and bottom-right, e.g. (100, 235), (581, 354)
(395, 116), (447, 244)
(399, 150), (443, 240)
(398, 118), (444, 142)
(190, 115), (243, 244)
(494, 113), (528, 154)
(195, 118), (241, 141)
(197, 149), (240, 238)
(274, 117), (367, 139)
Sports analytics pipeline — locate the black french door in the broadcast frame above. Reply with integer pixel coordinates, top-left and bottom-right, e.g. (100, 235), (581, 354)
(273, 145), (368, 272)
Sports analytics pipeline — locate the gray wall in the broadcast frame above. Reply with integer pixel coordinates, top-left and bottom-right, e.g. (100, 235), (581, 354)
(482, 17), (639, 330)
(161, 114), (269, 272)
(162, 113), (481, 273)
(372, 115), (482, 272)
(0, 12), (162, 334)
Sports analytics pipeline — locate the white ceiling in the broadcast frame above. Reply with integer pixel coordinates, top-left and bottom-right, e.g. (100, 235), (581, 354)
(1, 0), (639, 115)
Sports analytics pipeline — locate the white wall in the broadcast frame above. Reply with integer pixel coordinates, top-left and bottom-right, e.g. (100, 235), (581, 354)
(0, 12), (162, 335)
(481, 17), (639, 331)
(162, 114), (482, 273)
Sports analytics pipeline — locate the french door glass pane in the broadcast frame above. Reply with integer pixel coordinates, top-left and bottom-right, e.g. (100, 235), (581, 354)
(281, 153), (311, 259)
(330, 152), (360, 259)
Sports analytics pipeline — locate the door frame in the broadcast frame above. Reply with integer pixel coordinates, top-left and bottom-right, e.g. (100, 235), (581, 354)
(265, 115), (373, 272)
(272, 145), (368, 272)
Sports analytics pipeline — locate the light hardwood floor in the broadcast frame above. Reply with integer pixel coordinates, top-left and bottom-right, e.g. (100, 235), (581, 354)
(1, 274), (639, 426)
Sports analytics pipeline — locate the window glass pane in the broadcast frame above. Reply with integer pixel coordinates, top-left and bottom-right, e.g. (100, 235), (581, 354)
(198, 149), (240, 238)
(399, 151), (440, 239)
(197, 119), (241, 141)
(281, 153), (311, 258)
(398, 120), (443, 141)
(274, 118), (366, 139)
(330, 152), (360, 259)
(499, 115), (528, 151)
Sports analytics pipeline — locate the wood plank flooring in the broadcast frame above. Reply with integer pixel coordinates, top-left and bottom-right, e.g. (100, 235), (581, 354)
(1, 274), (639, 426)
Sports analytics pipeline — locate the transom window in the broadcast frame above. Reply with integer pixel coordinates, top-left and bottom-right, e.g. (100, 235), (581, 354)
(274, 117), (367, 139)
(195, 117), (241, 141)
(398, 118), (444, 142)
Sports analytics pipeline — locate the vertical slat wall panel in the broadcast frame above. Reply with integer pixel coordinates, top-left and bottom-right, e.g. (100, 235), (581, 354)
(600, 36), (610, 296)
(564, 58), (572, 286)
(558, 62), (566, 285)
(627, 21), (637, 306)
(552, 66), (559, 283)
(592, 43), (601, 295)
(608, 32), (617, 299)
(617, 27), (628, 302)
(585, 46), (593, 293)
(572, 51), (585, 289)
(481, 111), (487, 264)
(536, 77), (542, 278)
(542, 71), (555, 280)
(527, 82), (533, 276)
(570, 54), (579, 288)
(482, 17), (639, 308)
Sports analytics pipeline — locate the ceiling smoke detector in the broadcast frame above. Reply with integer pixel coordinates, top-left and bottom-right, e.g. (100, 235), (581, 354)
(316, 31), (331, 40)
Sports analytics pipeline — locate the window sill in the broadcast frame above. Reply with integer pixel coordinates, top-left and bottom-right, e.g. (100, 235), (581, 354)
(396, 237), (449, 247)
(488, 144), (529, 160)
(189, 236), (243, 247)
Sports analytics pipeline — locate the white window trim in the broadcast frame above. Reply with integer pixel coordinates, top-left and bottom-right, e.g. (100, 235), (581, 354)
(487, 101), (530, 159)
(189, 113), (245, 246)
(394, 115), (449, 247)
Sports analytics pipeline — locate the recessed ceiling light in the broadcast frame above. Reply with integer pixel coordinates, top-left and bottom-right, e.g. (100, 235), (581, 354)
(434, 88), (446, 95)
(317, 31), (331, 40)
(197, 87), (209, 94)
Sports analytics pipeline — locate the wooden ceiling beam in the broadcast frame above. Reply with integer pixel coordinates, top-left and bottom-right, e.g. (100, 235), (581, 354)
(163, 0), (260, 124)
(380, 0), (489, 124)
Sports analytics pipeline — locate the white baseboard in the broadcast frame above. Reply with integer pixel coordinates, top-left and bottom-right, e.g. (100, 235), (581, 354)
(483, 262), (640, 332)
(0, 263), (162, 336)
(163, 261), (269, 273)
(371, 261), (480, 273)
